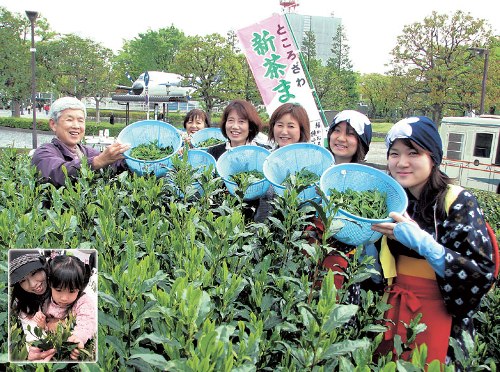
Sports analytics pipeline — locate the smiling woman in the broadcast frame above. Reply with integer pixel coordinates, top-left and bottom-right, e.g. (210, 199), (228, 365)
(10, 250), (48, 308)
(267, 103), (310, 149)
(30, 97), (130, 187)
(207, 99), (264, 160)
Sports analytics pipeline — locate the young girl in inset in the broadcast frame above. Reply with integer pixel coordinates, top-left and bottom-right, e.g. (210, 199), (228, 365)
(33, 254), (97, 361)
(9, 249), (56, 361)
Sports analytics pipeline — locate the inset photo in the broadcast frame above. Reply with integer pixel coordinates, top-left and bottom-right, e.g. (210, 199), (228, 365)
(8, 249), (97, 363)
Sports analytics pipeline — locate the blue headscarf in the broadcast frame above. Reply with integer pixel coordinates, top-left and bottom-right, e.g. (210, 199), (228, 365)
(385, 116), (443, 165)
(327, 110), (372, 153)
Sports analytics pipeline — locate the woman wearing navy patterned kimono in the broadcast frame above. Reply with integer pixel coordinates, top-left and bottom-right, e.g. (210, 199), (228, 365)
(371, 116), (495, 366)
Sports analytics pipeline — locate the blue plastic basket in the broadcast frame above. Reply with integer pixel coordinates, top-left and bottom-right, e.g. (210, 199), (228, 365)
(216, 145), (271, 200)
(263, 143), (334, 201)
(319, 163), (408, 246)
(117, 120), (182, 176)
(191, 128), (226, 150)
(187, 149), (216, 171)
(172, 149), (216, 197)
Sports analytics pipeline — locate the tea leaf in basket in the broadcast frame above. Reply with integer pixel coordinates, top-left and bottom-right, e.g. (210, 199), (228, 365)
(230, 170), (264, 185)
(283, 168), (320, 188)
(196, 138), (225, 147)
(329, 188), (388, 219)
(130, 140), (174, 160)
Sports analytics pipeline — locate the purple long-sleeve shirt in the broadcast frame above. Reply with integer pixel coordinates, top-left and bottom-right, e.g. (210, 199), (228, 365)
(31, 138), (126, 186)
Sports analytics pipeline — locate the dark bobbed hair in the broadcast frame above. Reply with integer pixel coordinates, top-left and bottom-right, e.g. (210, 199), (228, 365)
(327, 122), (367, 163)
(183, 109), (210, 129)
(219, 100), (262, 143)
(389, 138), (451, 225)
(11, 267), (49, 316)
(268, 103), (310, 143)
(48, 255), (90, 295)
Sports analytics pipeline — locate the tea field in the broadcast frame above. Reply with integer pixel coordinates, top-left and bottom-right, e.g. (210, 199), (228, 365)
(0, 148), (498, 371)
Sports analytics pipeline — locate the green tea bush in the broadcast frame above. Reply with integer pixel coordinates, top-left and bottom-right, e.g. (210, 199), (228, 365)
(0, 148), (498, 371)
(473, 189), (500, 234)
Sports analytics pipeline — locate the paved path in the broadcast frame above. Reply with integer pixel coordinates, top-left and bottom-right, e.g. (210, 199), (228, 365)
(0, 127), (54, 149)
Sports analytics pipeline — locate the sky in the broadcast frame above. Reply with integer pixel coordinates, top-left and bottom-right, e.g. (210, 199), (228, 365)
(4, 0), (499, 74)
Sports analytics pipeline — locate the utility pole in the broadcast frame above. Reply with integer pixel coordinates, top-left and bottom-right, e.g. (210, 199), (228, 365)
(469, 47), (489, 115)
(26, 10), (38, 149)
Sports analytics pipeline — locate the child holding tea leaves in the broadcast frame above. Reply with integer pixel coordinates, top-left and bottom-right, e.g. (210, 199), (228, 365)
(33, 254), (96, 360)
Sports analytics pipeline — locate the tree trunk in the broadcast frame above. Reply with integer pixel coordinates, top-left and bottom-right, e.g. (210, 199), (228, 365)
(11, 100), (21, 118)
(432, 104), (442, 125)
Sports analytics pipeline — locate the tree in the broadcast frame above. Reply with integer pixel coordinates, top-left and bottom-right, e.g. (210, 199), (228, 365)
(173, 34), (245, 118)
(328, 24), (352, 71)
(324, 24), (358, 110)
(389, 10), (492, 122)
(39, 34), (116, 122)
(301, 31), (316, 69)
(115, 26), (187, 85)
(237, 54), (261, 104)
(359, 73), (393, 118)
(0, 7), (52, 116)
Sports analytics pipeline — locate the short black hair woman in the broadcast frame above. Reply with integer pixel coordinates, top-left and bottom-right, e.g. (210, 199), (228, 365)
(207, 99), (263, 160)
(183, 108), (210, 135)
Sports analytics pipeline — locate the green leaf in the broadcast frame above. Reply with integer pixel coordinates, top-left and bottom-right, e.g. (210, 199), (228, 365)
(99, 311), (122, 331)
(129, 353), (168, 368)
(323, 304), (359, 332)
(321, 339), (371, 358)
(78, 363), (102, 372)
(98, 292), (120, 307)
(360, 324), (388, 333)
(300, 242), (317, 257)
(105, 335), (127, 357)
(134, 333), (179, 348)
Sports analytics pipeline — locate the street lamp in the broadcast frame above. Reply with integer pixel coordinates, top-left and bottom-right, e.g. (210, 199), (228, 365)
(469, 47), (489, 115)
(26, 10), (38, 149)
(165, 84), (171, 122)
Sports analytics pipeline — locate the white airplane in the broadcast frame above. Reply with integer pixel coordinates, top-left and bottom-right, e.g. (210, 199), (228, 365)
(116, 71), (195, 98)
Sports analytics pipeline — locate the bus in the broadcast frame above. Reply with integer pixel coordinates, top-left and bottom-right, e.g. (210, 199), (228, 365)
(440, 116), (500, 193)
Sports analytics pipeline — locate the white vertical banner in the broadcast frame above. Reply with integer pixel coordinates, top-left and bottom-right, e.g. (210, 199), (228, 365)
(237, 13), (325, 145)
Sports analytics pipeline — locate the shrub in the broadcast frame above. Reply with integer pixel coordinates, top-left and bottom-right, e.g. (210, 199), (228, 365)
(0, 149), (498, 370)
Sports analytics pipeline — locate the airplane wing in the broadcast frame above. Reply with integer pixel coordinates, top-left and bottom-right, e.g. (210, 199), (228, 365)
(116, 85), (133, 93)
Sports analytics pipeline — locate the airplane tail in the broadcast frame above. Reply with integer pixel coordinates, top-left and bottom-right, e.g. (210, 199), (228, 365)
(125, 71), (135, 84)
